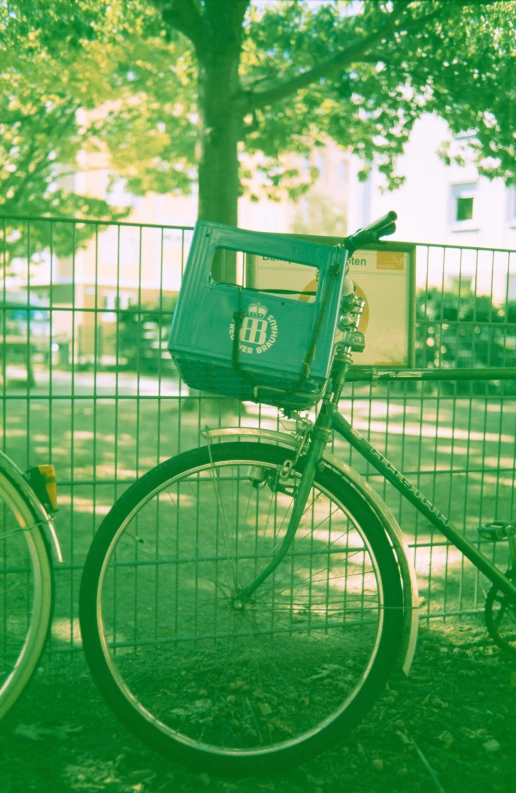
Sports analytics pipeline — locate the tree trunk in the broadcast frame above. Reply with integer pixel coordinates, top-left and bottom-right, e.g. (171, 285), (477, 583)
(197, 51), (242, 229)
(196, 1), (246, 284)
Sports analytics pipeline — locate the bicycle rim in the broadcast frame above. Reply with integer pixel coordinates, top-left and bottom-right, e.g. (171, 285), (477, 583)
(485, 570), (516, 655)
(89, 444), (402, 765)
(0, 471), (53, 720)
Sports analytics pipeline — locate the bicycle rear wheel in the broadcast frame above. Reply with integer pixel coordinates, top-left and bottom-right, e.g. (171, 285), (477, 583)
(484, 568), (516, 656)
(80, 442), (403, 774)
(0, 469), (53, 721)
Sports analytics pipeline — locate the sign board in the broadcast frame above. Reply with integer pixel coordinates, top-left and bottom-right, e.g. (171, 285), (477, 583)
(247, 239), (415, 368)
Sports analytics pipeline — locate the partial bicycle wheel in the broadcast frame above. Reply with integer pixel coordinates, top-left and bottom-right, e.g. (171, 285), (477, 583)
(0, 469), (53, 721)
(80, 441), (403, 774)
(485, 568), (516, 656)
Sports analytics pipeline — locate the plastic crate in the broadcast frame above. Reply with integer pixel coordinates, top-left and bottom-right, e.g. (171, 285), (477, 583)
(168, 221), (347, 409)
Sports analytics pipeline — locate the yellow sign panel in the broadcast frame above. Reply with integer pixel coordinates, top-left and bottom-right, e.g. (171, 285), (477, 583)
(250, 242), (415, 367)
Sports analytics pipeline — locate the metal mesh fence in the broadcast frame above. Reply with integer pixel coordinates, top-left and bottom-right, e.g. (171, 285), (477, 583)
(1, 215), (515, 653)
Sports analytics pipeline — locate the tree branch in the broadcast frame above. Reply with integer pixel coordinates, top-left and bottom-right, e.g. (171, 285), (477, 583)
(246, 2), (447, 110)
(0, 111), (42, 125)
(8, 107), (79, 208)
(53, 166), (106, 181)
(158, 0), (213, 54)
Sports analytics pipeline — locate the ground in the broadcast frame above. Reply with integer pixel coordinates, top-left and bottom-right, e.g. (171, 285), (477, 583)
(2, 371), (516, 791)
(1, 619), (515, 793)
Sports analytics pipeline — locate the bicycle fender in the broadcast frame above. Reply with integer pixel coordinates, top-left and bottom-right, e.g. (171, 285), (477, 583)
(205, 426), (419, 676)
(0, 450), (63, 563)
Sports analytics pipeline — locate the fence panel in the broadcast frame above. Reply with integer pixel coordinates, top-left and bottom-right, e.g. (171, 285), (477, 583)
(1, 215), (515, 653)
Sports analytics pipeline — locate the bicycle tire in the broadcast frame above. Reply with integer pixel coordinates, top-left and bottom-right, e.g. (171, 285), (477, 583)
(484, 568), (516, 656)
(80, 441), (403, 774)
(0, 469), (53, 721)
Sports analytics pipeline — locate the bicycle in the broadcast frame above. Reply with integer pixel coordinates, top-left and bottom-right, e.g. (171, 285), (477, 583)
(0, 455), (61, 721)
(79, 211), (516, 774)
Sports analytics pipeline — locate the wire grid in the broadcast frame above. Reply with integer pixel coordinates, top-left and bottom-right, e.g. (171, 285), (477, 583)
(0, 215), (515, 654)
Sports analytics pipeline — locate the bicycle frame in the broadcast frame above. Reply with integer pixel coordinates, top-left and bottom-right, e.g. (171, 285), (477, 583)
(237, 387), (516, 601)
(332, 409), (516, 601)
(328, 270), (516, 604)
(205, 228), (516, 673)
(206, 375), (516, 676)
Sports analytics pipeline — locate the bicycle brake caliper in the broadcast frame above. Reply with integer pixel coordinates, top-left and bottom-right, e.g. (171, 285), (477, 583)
(272, 416), (313, 496)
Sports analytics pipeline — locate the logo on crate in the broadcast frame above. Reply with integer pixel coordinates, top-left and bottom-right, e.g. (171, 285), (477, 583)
(229, 303), (278, 355)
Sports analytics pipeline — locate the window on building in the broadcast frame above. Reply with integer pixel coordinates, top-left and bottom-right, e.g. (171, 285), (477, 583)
(451, 183), (477, 225)
(101, 291), (133, 322)
(102, 292), (117, 323)
(315, 153), (325, 176)
(338, 161), (348, 182)
(456, 195), (474, 221)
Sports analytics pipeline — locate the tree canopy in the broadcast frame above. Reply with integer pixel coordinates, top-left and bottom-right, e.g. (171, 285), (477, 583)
(1, 0), (515, 227)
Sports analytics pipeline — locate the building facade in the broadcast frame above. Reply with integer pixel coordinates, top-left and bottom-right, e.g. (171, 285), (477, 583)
(347, 114), (516, 252)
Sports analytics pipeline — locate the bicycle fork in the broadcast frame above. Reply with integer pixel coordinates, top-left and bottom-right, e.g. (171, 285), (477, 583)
(236, 284), (365, 605)
(235, 285), (363, 606)
(235, 406), (333, 605)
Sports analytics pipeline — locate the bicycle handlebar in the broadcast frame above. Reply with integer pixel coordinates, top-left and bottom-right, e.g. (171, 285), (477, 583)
(345, 210), (397, 252)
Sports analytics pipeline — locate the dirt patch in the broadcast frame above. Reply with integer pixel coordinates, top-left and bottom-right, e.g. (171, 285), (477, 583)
(1, 618), (515, 793)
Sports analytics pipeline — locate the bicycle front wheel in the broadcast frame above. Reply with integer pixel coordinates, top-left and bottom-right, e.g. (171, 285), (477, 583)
(0, 469), (53, 721)
(80, 442), (403, 773)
